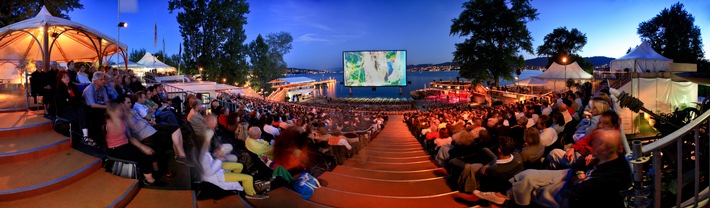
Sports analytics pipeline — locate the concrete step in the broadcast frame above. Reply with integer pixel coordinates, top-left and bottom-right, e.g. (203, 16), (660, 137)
(127, 189), (195, 208)
(0, 131), (70, 164)
(0, 149), (99, 200)
(332, 165), (447, 180)
(197, 195), (252, 208)
(318, 172), (452, 196)
(0, 170), (139, 208)
(245, 188), (329, 208)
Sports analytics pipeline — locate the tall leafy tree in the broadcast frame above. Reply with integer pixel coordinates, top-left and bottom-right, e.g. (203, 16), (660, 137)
(0, 0), (83, 27)
(637, 2), (704, 63)
(537, 27), (587, 63)
(450, 0), (538, 86)
(168, 0), (250, 84)
(248, 35), (272, 91)
(265, 31), (293, 77)
(536, 27), (593, 72)
(128, 48), (147, 63)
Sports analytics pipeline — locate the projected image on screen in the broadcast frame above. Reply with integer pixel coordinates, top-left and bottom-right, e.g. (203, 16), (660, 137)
(344, 50), (406, 86)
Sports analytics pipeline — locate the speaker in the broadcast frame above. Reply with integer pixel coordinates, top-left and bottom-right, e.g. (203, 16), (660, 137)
(372, 87), (376, 91)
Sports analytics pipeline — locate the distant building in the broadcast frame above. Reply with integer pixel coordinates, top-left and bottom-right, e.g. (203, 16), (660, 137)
(269, 77), (317, 102)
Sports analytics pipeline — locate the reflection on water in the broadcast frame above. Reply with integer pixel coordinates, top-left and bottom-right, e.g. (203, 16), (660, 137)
(286, 70), (542, 98)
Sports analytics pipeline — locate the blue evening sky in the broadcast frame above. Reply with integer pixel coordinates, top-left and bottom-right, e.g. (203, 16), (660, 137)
(68, 0), (709, 69)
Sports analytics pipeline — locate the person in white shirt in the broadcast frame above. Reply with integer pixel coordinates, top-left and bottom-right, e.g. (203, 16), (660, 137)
(541, 101), (552, 116)
(199, 116), (268, 199)
(537, 115), (558, 147)
(328, 130), (352, 150)
(132, 92), (152, 119)
(558, 104), (573, 124)
(262, 116), (280, 137)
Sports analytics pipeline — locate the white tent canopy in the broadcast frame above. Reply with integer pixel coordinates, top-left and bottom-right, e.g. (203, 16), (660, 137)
(610, 41), (672, 73)
(0, 6), (126, 67)
(136, 52), (176, 74)
(110, 61), (143, 70)
(516, 77), (548, 86)
(534, 61), (592, 91)
(535, 62), (592, 80)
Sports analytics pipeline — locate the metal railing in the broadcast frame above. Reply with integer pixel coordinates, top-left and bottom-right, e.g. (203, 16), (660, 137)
(617, 77), (709, 207)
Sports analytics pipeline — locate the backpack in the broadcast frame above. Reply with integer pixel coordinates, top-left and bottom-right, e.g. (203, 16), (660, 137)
(236, 150), (273, 181)
(293, 172), (321, 200)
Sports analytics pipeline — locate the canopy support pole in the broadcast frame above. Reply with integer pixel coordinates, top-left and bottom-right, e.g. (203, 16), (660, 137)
(42, 24), (49, 72)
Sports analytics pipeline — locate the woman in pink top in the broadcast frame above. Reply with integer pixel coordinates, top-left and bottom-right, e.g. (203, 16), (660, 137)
(105, 101), (162, 186)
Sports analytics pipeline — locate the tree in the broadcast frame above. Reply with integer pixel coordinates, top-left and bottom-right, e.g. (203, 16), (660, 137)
(265, 31), (293, 77)
(637, 2), (704, 63)
(536, 27), (587, 66)
(0, 0), (83, 27)
(129, 48), (147, 63)
(450, 0), (538, 86)
(248, 35), (273, 91)
(169, 0), (250, 84)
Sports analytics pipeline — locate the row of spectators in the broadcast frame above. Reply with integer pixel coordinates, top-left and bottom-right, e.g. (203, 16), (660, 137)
(182, 92), (389, 199)
(405, 84), (631, 207)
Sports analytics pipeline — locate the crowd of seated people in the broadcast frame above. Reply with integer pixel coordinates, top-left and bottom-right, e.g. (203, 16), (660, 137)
(182, 92), (389, 199)
(405, 84), (632, 207)
(28, 60), (193, 188)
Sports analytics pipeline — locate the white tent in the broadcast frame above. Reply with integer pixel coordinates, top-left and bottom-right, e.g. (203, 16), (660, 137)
(535, 61), (592, 91)
(617, 78), (697, 134)
(136, 52), (176, 74)
(0, 6), (127, 67)
(610, 41), (672, 73)
(516, 77), (548, 94)
(110, 61), (143, 71)
(516, 77), (548, 86)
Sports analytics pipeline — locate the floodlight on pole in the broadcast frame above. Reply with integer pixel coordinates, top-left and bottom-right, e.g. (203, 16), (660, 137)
(199, 67), (204, 81)
(562, 56), (567, 89)
(117, 22), (128, 27)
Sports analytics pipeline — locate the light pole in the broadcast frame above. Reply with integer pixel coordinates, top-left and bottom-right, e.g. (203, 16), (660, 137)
(117, 22), (127, 70)
(199, 67), (203, 81)
(562, 56), (567, 90)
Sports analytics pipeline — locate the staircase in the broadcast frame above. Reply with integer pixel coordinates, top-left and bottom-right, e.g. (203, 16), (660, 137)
(0, 114), (140, 207)
(0, 112), (474, 207)
(0, 112), (199, 208)
(307, 115), (466, 207)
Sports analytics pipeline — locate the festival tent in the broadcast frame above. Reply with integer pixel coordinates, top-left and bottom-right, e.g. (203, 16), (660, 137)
(0, 6), (127, 67)
(516, 77), (548, 94)
(610, 41), (672, 73)
(0, 6), (126, 111)
(516, 77), (548, 86)
(616, 78), (697, 134)
(110, 61), (144, 71)
(534, 61), (592, 91)
(135, 52), (176, 75)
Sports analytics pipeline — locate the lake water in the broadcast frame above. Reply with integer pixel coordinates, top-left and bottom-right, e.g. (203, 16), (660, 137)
(286, 70), (542, 98)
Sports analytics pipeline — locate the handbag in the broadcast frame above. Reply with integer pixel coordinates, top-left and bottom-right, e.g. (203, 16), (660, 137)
(253, 179), (272, 194)
(107, 159), (138, 179)
(292, 172), (321, 199)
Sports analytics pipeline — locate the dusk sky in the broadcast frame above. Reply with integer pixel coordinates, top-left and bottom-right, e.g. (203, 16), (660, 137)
(68, 0), (710, 69)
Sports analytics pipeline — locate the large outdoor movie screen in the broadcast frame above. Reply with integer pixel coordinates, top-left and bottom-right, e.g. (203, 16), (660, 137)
(343, 50), (407, 87)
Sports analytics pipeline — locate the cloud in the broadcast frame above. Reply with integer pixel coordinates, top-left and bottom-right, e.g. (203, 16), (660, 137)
(296, 33), (330, 42)
(295, 33), (366, 43)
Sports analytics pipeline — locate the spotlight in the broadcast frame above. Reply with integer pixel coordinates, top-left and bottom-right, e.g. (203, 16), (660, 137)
(117, 22), (128, 28)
